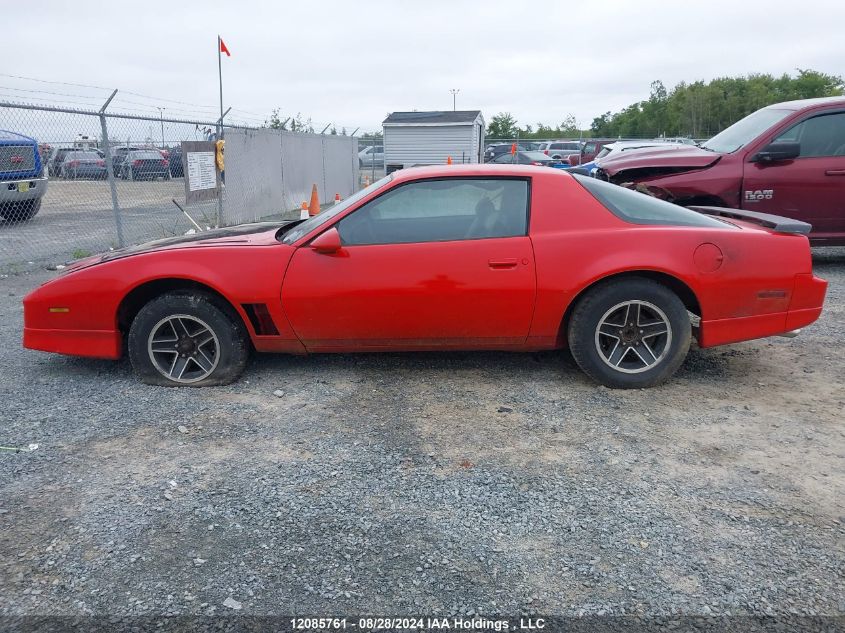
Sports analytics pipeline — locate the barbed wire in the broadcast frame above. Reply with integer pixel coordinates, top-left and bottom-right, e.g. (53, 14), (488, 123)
(0, 74), (378, 135)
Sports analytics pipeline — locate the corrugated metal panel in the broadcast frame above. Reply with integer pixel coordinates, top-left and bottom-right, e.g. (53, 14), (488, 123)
(225, 128), (358, 223)
(384, 125), (479, 167)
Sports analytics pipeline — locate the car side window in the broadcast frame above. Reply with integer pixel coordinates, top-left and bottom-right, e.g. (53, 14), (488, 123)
(337, 178), (529, 245)
(773, 112), (845, 157)
(584, 142), (596, 153)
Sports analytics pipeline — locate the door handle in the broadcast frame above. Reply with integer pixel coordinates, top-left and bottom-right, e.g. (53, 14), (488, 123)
(488, 258), (518, 269)
(825, 169), (845, 176)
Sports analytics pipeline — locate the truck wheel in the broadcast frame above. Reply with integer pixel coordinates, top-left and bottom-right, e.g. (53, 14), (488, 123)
(0, 198), (41, 223)
(128, 291), (250, 387)
(567, 278), (691, 389)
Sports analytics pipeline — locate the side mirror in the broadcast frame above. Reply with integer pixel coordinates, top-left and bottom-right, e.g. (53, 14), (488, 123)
(310, 227), (342, 254)
(754, 141), (800, 163)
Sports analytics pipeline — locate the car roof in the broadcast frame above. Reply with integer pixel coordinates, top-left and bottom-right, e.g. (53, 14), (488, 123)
(0, 129), (36, 143)
(763, 96), (845, 111)
(605, 141), (666, 150)
(390, 163), (567, 183)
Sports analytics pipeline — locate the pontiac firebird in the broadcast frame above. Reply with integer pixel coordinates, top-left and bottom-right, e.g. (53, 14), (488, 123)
(22, 165), (827, 389)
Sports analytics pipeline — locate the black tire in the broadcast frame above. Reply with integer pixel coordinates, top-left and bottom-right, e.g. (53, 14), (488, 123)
(567, 278), (691, 389)
(128, 292), (250, 387)
(0, 198), (41, 223)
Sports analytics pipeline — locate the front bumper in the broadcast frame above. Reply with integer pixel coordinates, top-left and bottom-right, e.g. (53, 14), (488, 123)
(0, 176), (48, 202)
(23, 327), (122, 359)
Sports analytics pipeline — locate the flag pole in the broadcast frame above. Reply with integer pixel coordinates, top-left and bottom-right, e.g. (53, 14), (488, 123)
(217, 35), (224, 138)
(216, 34), (224, 228)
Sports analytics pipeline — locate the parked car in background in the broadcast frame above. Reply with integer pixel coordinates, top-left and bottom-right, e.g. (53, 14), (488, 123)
(0, 130), (47, 222)
(358, 145), (383, 168)
(47, 147), (82, 177)
(60, 151), (107, 180)
(118, 150), (170, 180)
(110, 146), (144, 176)
(596, 96), (845, 246)
(168, 146), (183, 177)
(23, 165), (826, 390)
(572, 141), (675, 176)
(484, 143), (528, 162)
(537, 140), (582, 160)
(490, 150), (560, 167)
(566, 139), (617, 166)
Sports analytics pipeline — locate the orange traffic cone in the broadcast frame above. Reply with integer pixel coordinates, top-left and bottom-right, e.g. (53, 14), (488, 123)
(447, 156), (453, 165)
(308, 184), (320, 216)
(299, 201), (309, 220)
(334, 193), (341, 205)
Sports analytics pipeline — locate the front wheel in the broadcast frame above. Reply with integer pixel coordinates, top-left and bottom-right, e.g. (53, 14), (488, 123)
(567, 278), (691, 389)
(128, 292), (250, 386)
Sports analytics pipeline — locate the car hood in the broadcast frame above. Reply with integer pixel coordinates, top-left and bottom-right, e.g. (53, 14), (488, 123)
(598, 145), (722, 176)
(63, 221), (297, 273)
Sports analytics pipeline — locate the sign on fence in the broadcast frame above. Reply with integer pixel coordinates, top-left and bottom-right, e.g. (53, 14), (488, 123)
(182, 141), (219, 204)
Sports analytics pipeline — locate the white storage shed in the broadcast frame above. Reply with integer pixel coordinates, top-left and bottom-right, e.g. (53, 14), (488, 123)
(383, 110), (485, 172)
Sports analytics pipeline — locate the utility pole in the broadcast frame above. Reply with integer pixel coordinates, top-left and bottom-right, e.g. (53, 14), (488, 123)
(450, 88), (460, 111)
(157, 107), (165, 148)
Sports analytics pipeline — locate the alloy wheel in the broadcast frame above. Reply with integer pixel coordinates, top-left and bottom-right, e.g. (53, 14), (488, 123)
(147, 314), (220, 383)
(594, 300), (672, 374)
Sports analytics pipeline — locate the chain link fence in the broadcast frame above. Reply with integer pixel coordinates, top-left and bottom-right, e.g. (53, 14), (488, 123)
(0, 101), (360, 271)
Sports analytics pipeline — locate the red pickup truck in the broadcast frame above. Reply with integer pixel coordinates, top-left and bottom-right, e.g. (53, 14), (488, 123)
(596, 97), (845, 246)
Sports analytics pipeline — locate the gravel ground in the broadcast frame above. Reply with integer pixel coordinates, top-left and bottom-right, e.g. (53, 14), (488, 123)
(0, 250), (843, 624)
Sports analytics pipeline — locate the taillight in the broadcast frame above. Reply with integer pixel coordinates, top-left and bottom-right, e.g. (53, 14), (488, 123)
(544, 150), (549, 155)
(161, 159), (169, 167)
(97, 160), (105, 166)
(68, 160), (79, 167)
(132, 160), (141, 166)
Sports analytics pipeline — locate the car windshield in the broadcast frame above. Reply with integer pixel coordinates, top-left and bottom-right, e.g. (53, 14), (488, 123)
(282, 174), (394, 244)
(701, 108), (793, 153)
(132, 151), (162, 159)
(523, 151), (550, 161)
(68, 152), (99, 159)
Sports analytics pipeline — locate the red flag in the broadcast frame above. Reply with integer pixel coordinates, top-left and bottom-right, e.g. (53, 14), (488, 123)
(510, 143), (517, 154)
(219, 37), (231, 57)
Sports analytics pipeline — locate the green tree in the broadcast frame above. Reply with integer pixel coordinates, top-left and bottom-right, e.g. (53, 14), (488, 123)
(587, 69), (844, 139)
(487, 112), (519, 138)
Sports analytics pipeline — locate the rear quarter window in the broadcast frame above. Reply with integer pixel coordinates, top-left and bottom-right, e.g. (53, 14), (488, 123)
(573, 175), (735, 229)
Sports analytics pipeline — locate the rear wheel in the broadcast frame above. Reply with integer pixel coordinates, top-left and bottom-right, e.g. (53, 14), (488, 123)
(567, 278), (691, 389)
(0, 198), (41, 223)
(128, 292), (250, 386)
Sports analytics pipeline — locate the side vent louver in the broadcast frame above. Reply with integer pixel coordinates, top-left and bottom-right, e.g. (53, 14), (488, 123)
(241, 303), (279, 335)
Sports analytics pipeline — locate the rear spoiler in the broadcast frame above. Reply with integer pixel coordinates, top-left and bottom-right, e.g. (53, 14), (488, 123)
(689, 206), (812, 235)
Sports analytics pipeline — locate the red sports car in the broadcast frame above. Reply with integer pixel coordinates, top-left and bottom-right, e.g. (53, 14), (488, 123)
(22, 165), (827, 389)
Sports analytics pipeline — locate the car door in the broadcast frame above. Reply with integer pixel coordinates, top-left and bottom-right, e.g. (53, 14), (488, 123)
(742, 110), (845, 238)
(281, 177), (537, 351)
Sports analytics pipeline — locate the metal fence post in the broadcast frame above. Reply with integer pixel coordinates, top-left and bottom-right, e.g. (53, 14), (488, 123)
(215, 108), (230, 228)
(321, 135), (327, 203)
(99, 90), (125, 248)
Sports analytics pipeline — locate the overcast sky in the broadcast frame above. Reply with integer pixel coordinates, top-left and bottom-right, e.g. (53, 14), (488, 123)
(4, 0), (844, 132)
